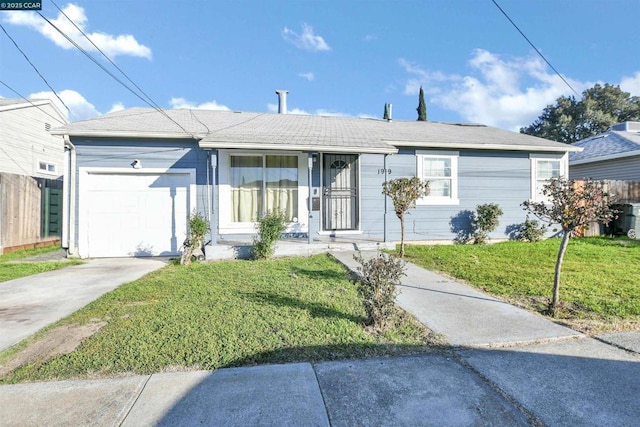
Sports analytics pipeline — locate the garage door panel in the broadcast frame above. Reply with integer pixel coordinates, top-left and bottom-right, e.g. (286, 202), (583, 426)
(83, 171), (192, 257)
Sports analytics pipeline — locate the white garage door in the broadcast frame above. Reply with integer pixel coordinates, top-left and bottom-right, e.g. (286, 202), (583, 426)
(82, 170), (194, 258)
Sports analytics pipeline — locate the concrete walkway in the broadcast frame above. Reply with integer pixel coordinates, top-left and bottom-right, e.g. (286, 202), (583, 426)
(1, 251), (639, 426)
(0, 257), (168, 352)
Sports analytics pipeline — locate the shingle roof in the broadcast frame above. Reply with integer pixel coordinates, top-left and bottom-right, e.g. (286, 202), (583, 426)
(0, 98), (50, 110)
(570, 130), (640, 163)
(52, 108), (578, 154)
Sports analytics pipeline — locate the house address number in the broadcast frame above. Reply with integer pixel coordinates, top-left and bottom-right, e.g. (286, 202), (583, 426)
(377, 168), (392, 175)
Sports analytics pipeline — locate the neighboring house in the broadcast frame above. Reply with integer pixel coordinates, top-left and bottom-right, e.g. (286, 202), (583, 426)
(0, 99), (68, 253)
(52, 93), (580, 259)
(569, 121), (640, 236)
(569, 121), (640, 181)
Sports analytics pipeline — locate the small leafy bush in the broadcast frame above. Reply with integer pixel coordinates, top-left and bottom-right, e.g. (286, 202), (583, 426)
(520, 217), (548, 242)
(181, 211), (210, 265)
(472, 203), (504, 244)
(252, 210), (288, 259)
(353, 251), (406, 331)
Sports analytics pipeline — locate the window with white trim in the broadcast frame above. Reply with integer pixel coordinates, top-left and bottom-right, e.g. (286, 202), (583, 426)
(38, 161), (57, 174)
(230, 154), (299, 222)
(530, 154), (566, 201)
(416, 151), (459, 205)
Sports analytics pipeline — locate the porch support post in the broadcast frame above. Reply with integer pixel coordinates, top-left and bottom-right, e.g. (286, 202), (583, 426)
(383, 154), (388, 242)
(210, 151), (218, 245)
(307, 153), (314, 245)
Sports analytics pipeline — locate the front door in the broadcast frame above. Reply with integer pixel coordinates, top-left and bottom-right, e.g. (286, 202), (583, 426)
(322, 154), (359, 231)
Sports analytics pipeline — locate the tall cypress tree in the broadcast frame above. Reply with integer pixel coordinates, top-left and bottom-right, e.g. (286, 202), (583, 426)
(417, 86), (427, 121)
(383, 103), (389, 120)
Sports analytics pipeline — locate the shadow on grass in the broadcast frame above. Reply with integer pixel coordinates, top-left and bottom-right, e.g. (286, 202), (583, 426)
(224, 342), (445, 368)
(288, 265), (352, 282)
(240, 291), (367, 325)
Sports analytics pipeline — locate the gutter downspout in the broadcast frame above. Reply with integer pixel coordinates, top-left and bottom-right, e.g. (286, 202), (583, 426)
(63, 136), (76, 256)
(307, 153), (313, 245)
(210, 151), (218, 245)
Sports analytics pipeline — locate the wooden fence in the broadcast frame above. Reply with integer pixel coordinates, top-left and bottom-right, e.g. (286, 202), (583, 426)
(574, 180), (640, 237)
(0, 172), (62, 253)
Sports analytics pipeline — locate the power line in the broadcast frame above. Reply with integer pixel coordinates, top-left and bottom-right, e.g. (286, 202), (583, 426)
(0, 23), (75, 119)
(0, 80), (68, 125)
(49, 1), (168, 117)
(38, 7), (195, 137)
(491, 0), (579, 97)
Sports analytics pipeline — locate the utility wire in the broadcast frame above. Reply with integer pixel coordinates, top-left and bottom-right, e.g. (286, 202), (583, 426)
(0, 80), (68, 125)
(0, 23), (75, 119)
(37, 10), (194, 136)
(491, 0), (579, 97)
(49, 1), (170, 119)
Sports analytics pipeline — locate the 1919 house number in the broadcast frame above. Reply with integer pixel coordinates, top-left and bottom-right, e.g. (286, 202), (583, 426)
(377, 168), (391, 175)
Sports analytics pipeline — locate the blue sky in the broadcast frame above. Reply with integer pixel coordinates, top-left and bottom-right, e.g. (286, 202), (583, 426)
(2, 0), (639, 131)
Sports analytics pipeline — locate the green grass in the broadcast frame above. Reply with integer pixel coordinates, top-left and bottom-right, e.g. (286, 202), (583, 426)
(0, 255), (444, 383)
(0, 245), (83, 283)
(403, 237), (640, 329)
(0, 244), (61, 262)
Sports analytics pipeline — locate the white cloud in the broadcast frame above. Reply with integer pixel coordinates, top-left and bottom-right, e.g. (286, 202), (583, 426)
(282, 24), (331, 52)
(6, 3), (151, 59)
(299, 72), (315, 81)
(400, 50), (589, 130)
(169, 97), (230, 111)
(363, 34), (377, 42)
(620, 72), (640, 96)
(107, 102), (125, 113)
(29, 89), (100, 121)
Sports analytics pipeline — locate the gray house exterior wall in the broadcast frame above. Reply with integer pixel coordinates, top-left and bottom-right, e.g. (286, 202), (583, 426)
(68, 137), (561, 250)
(570, 156), (640, 181)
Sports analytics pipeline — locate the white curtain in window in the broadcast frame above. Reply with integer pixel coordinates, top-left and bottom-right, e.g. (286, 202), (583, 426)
(231, 156), (263, 222)
(266, 156), (298, 220)
(231, 155), (298, 222)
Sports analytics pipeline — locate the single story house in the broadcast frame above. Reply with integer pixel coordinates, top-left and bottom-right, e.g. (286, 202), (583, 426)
(52, 93), (580, 258)
(569, 121), (640, 236)
(0, 99), (68, 253)
(569, 121), (640, 181)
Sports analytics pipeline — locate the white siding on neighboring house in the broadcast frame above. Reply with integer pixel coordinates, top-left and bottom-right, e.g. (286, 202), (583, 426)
(0, 101), (67, 179)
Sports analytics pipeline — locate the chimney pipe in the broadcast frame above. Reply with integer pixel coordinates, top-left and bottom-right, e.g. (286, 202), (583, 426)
(275, 90), (289, 114)
(388, 103), (393, 122)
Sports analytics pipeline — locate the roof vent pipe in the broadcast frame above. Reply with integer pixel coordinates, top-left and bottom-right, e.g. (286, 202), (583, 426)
(275, 90), (289, 114)
(388, 103), (393, 122)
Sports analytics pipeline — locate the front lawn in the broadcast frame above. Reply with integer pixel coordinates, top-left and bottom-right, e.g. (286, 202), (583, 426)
(0, 245), (82, 283)
(0, 255), (444, 383)
(403, 237), (640, 332)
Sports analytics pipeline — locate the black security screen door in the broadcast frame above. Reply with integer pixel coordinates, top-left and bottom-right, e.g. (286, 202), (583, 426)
(322, 154), (359, 231)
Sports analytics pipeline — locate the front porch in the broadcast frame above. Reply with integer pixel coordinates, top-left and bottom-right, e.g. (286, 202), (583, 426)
(205, 235), (396, 260)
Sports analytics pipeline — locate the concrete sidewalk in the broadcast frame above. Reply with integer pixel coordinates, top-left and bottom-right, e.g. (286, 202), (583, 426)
(1, 251), (639, 426)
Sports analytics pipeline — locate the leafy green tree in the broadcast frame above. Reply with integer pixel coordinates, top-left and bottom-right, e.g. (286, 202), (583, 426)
(383, 103), (390, 120)
(416, 86), (427, 121)
(522, 178), (616, 315)
(382, 177), (430, 257)
(521, 83), (640, 143)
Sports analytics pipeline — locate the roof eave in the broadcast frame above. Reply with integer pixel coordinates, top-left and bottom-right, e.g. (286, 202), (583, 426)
(570, 150), (640, 165)
(199, 140), (398, 154)
(386, 140), (582, 152)
(51, 130), (201, 139)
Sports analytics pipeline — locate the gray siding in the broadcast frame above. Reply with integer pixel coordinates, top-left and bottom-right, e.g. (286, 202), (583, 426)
(373, 149), (533, 242)
(71, 137), (210, 248)
(570, 156), (640, 181)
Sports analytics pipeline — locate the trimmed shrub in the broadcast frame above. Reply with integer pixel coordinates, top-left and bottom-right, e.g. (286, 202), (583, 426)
(353, 251), (406, 331)
(472, 203), (504, 244)
(181, 211), (210, 265)
(252, 210), (288, 259)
